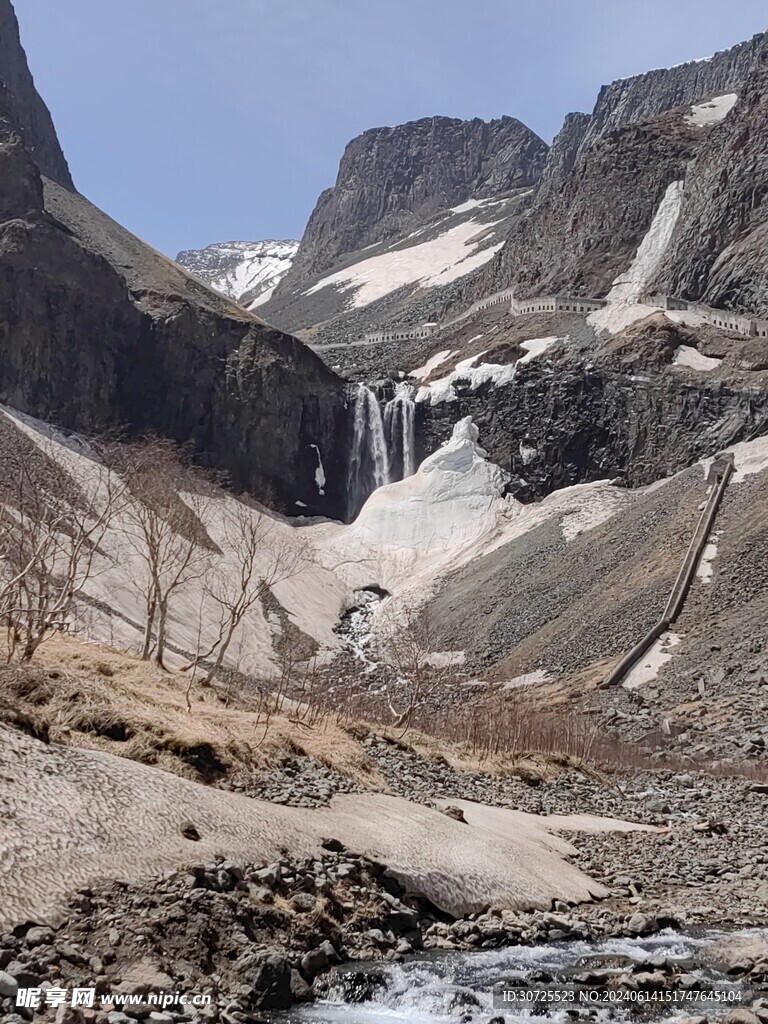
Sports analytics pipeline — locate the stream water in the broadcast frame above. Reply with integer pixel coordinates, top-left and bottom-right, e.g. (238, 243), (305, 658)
(274, 929), (762, 1024)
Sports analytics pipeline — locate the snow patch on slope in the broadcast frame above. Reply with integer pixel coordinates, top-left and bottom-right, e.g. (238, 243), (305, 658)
(0, 406), (346, 675)
(410, 349), (456, 380)
(304, 219), (504, 309)
(673, 346), (723, 371)
(686, 93), (738, 126)
(415, 337), (558, 406)
(696, 534), (719, 583)
(623, 632), (682, 689)
(589, 181), (684, 335)
(702, 435), (768, 484)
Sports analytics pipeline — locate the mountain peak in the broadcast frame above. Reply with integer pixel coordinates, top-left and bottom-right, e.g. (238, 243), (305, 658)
(176, 239), (300, 310)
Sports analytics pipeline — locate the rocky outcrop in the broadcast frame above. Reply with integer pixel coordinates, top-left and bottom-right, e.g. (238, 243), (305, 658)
(0, 0), (347, 516)
(462, 34), (766, 306)
(466, 113), (702, 300)
(0, 0), (72, 187)
(653, 35), (768, 316)
(417, 319), (768, 500)
(581, 33), (764, 144)
(283, 115), (548, 283)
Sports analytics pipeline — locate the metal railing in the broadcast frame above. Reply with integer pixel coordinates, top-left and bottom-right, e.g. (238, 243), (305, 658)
(600, 455), (734, 689)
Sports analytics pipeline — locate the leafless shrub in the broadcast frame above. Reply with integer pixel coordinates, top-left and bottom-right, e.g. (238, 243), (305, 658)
(115, 438), (213, 668)
(0, 440), (126, 662)
(373, 608), (458, 734)
(184, 501), (302, 687)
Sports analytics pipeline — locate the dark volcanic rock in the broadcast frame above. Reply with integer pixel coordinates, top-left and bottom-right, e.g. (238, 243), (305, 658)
(283, 115), (548, 282)
(469, 112), (702, 300)
(461, 33), (766, 306)
(654, 35), (768, 316)
(0, 0), (72, 188)
(418, 321), (768, 499)
(582, 34), (764, 143)
(0, 1), (347, 516)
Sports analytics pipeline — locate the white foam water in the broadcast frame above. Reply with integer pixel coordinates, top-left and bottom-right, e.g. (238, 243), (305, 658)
(276, 929), (762, 1024)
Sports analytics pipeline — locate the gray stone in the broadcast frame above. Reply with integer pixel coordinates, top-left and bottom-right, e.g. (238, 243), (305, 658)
(0, 970), (18, 998)
(24, 926), (54, 947)
(300, 948), (329, 978)
(626, 912), (658, 936)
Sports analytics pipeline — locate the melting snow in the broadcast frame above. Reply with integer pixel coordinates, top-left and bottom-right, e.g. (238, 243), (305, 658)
(686, 93), (738, 127)
(450, 198), (484, 214)
(304, 219), (504, 309)
(415, 353), (516, 406)
(309, 444), (326, 494)
(415, 337), (558, 406)
(518, 336), (558, 363)
(701, 435), (768, 483)
(663, 309), (710, 329)
(623, 632), (682, 690)
(589, 181), (684, 335)
(503, 670), (551, 690)
(410, 349), (455, 380)
(696, 535), (719, 583)
(556, 482), (629, 542)
(673, 346), (723, 371)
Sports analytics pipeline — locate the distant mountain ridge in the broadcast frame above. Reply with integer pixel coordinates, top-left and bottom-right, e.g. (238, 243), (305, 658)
(258, 31), (768, 343)
(260, 115), (547, 339)
(176, 239), (299, 310)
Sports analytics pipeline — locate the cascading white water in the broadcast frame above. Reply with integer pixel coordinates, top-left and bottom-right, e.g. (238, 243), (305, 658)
(347, 381), (417, 521)
(347, 384), (391, 519)
(276, 929), (752, 1023)
(384, 381), (416, 479)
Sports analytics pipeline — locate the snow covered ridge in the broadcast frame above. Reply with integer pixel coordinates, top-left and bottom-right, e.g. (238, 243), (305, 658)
(175, 240), (299, 310)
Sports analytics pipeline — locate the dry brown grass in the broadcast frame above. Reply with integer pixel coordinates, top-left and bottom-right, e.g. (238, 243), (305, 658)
(0, 636), (599, 794)
(0, 636), (382, 788)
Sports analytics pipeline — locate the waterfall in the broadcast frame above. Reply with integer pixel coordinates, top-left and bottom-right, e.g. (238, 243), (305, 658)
(384, 382), (416, 479)
(347, 384), (391, 518)
(347, 381), (417, 521)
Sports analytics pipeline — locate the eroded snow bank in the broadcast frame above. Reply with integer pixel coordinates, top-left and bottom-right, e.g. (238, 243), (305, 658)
(673, 345), (723, 371)
(415, 337), (558, 406)
(589, 181), (683, 335)
(622, 631), (682, 690)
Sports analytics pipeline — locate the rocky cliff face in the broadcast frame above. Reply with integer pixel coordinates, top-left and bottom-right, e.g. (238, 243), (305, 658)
(0, 0), (347, 517)
(417, 317), (768, 500)
(283, 115), (548, 284)
(582, 34), (764, 144)
(653, 35), (768, 316)
(462, 34), (766, 306)
(176, 240), (299, 310)
(469, 114), (702, 300)
(0, 0), (72, 188)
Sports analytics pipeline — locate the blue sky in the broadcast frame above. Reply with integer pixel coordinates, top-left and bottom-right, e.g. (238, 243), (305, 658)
(16, 0), (767, 257)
